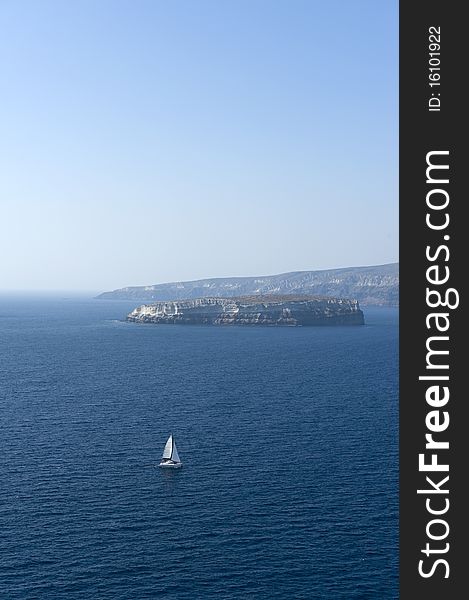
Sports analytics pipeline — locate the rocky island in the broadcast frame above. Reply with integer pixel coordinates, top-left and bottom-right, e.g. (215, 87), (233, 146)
(126, 295), (364, 326)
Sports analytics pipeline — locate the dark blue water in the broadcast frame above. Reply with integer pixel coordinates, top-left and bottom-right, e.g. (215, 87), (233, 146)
(0, 297), (398, 599)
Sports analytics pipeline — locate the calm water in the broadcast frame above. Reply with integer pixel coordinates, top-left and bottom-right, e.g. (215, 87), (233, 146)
(0, 297), (398, 599)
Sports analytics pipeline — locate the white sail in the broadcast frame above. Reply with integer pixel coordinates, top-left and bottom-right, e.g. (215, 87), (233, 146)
(171, 440), (181, 463)
(162, 435), (173, 459)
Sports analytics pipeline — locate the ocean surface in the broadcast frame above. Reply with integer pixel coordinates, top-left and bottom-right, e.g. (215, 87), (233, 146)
(0, 296), (398, 599)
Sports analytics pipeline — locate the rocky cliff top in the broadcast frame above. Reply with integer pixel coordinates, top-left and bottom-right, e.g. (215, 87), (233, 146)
(127, 295), (364, 327)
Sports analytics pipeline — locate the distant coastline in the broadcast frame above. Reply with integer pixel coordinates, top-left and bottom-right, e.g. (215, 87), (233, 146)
(97, 262), (399, 307)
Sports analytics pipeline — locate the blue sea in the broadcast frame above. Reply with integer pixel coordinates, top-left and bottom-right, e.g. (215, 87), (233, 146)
(0, 296), (398, 599)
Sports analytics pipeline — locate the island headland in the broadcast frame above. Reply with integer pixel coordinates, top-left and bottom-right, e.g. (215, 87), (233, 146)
(126, 295), (365, 326)
(98, 263), (398, 307)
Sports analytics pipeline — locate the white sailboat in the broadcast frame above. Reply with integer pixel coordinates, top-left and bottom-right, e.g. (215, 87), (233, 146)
(159, 434), (182, 468)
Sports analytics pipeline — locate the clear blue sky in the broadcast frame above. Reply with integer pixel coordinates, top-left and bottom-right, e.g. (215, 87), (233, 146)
(0, 0), (398, 293)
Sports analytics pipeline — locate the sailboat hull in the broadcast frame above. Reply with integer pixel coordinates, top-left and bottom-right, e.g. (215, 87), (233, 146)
(158, 460), (182, 468)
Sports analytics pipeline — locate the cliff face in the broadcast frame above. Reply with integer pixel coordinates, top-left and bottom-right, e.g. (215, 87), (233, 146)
(126, 296), (365, 326)
(98, 263), (398, 307)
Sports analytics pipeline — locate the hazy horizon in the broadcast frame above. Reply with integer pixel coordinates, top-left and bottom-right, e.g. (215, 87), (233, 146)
(1, 1), (398, 292)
